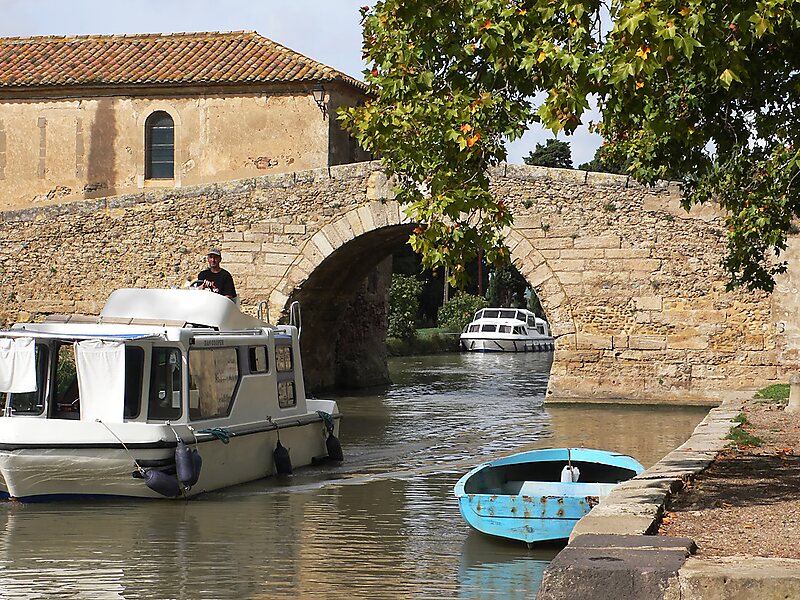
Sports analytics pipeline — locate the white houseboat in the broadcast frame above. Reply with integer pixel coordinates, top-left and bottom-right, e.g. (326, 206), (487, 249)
(0, 288), (341, 500)
(460, 308), (554, 353)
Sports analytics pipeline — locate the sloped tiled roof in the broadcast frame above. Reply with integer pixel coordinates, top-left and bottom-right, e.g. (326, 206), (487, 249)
(0, 30), (366, 91)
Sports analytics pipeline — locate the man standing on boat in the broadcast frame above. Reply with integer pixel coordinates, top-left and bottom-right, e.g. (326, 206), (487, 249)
(198, 248), (237, 300)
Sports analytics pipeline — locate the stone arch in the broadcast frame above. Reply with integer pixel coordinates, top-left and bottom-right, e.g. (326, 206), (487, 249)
(505, 227), (578, 342)
(269, 200), (415, 391)
(268, 199), (411, 323)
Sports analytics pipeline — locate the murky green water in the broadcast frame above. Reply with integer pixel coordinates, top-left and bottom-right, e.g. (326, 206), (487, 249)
(0, 353), (707, 599)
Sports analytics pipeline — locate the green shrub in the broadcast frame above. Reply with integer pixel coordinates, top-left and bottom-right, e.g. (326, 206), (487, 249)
(438, 291), (488, 331)
(386, 330), (461, 356)
(388, 273), (424, 340)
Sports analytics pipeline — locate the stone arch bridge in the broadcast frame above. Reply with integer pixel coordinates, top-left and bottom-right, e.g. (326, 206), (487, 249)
(1, 161), (798, 402)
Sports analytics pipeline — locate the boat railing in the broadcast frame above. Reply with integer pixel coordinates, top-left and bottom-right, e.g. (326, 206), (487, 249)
(289, 301), (302, 337)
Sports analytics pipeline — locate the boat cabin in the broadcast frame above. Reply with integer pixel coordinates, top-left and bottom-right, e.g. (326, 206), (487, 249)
(464, 308), (550, 337)
(0, 289), (307, 426)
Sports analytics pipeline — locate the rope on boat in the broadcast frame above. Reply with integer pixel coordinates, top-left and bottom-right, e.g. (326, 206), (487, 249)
(96, 419), (145, 475)
(197, 427), (233, 444)
(168, 423), (182, 443)
(186, 424), (200, 449)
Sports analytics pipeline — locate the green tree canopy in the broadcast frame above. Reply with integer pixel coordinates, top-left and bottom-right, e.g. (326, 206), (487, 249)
(524, 138), (573, 168)
(342, 0), (800, 292)
(578, 144), (628, 175)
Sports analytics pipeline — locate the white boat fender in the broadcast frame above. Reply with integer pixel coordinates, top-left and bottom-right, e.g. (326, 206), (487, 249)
(175, 439), (202, 488)
(317, 410), (344, 462)
(274, 439), (293, 475)
(560, 465), (580, 483)
(144, 469), (182, 497)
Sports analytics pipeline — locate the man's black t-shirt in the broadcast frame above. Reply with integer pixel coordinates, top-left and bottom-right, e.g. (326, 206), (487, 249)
(198, 268), (237, 298)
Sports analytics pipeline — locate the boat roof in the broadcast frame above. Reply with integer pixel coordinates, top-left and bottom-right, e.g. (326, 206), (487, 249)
(3, 289), (271, 340)
(472, 308), (547, 323)
(100, 289), (269, 331)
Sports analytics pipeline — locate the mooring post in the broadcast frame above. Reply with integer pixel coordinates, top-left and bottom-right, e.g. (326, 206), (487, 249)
(787, 373), (800, 413)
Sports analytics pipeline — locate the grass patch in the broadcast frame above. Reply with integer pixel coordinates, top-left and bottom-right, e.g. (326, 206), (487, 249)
(753, 383), (789, 404)
(726, 412), (763, 447)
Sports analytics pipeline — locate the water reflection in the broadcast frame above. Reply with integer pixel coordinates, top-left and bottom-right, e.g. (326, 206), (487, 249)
(0, 353), (707, 599)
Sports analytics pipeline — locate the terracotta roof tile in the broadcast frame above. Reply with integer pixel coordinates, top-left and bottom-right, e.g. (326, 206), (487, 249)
(0, 30), (365, 91)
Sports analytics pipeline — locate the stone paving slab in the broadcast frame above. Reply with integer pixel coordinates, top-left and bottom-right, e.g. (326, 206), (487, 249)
(537, 535), (696, 600)
(679, 556), (800, 600)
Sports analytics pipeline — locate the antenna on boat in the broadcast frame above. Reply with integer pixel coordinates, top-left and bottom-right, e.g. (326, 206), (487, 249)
(289, 301), (302, 337)
(257, 301), (269, 324)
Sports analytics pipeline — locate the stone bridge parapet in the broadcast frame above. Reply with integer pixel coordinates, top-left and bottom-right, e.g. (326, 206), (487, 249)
(0, 160), (796, 400)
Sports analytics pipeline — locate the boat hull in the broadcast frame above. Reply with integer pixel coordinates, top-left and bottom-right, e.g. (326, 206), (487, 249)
(0, 412), (339, 501)
(459, 336), (554, 353)
(453, 448), (644, 544)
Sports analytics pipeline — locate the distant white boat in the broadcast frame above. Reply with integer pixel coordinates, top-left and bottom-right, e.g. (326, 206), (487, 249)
(0, 288), (341, 501)
(460, 308), (554, 353)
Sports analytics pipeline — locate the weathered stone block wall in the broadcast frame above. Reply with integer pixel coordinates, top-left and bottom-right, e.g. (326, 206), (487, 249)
(0, 83), (364, 211)
(0, 160), (795, 401)
(492, 164), (783, 402)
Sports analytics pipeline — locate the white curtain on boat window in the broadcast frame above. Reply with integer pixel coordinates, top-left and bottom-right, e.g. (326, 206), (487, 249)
(0, 337), (37, 393)
(75, 339), (125, 423)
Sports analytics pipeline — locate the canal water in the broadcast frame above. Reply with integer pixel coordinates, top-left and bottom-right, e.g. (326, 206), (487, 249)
(0, 353), (708, 599)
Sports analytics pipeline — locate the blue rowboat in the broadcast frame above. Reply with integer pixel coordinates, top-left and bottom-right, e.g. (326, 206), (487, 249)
(453, 448), (645, 545)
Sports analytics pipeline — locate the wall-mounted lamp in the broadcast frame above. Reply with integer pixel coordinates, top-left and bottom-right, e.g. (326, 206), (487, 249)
(312, 83), (327, 118)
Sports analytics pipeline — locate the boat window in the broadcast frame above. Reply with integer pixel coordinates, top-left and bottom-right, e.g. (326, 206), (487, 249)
(4, 344), (49, 416)
(500, 310), (516, 319)
(474, 310), (483, 320)
(148, 347), (182, 421)
(188, 347), (239, 420)
(277, 380), (296, 408)
(528, 315), (537, 327)
(248, 346), (269, 373)
(52, 343), (79, 419)
(513, 326), (525, 335)
(480, 324), (497, 332)
(499, 325), (511, 333)
(275, 345), (293, 372)
(537, 325), (546, 335)
(483, 310), (499, 319)
(124, 347), (145, 419)
(469, 324), (479, 332)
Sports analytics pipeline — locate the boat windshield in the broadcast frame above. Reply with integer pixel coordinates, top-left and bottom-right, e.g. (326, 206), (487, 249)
(480, 324), (497, 332)
(499, 310), (516, 319)
(483, 310), (500, 319)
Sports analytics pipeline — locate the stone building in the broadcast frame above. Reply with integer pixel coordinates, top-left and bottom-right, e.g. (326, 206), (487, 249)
(0, 30), (369, 210)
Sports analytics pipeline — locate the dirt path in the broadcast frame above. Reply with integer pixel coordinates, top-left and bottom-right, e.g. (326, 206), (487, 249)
(659, 399), (800, 558)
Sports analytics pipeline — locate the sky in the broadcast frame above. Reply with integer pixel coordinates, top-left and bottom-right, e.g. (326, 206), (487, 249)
(0, 0), (602, 166)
